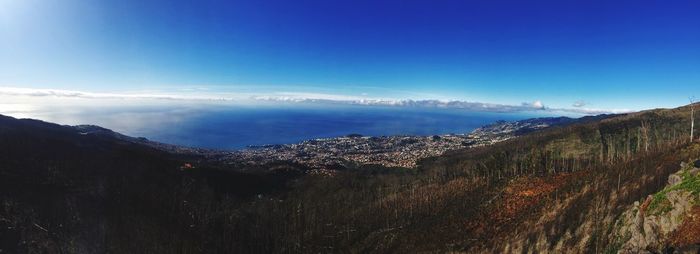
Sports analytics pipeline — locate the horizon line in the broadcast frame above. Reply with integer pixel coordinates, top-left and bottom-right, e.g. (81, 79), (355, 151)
(0, 86), (634, 115)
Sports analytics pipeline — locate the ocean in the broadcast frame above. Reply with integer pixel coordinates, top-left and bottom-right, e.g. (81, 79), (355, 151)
(7, 103), (550, 149)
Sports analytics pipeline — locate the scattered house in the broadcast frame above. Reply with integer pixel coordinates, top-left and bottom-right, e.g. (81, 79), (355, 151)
(180, 163), (194, 170)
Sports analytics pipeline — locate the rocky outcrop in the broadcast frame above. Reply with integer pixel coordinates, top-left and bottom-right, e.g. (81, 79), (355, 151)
(609, 160), (700, 253)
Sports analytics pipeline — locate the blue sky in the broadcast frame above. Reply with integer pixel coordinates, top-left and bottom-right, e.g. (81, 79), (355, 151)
(1, 0), (699, 111)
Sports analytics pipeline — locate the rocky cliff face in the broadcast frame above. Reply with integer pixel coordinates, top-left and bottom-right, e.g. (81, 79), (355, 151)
(610, 160), (700, 253)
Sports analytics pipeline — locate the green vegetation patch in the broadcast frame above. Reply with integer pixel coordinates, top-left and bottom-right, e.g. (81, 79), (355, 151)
(647, 163), (700, 215)
(648, 192), (673, 215)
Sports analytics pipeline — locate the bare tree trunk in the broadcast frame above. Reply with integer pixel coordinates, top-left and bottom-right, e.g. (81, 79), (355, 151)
(637, 127), (641, 152)
(641, 121), (649, 152)
(626, 128), (631, 160)
(692, 101), (695, 142)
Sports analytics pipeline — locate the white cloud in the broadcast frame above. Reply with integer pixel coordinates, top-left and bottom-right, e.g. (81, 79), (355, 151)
(521, 100), (545, 109)
(553, 107), (632, 115)
(573, 100), (586, 107)
(0, 86), (630, 115)
(0, 87), (242, 101)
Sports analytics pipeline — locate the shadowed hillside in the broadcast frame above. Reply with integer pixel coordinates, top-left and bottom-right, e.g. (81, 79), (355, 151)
(0, 115), (306, 253)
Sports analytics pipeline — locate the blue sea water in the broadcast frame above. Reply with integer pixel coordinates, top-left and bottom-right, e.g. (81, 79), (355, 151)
(120, 104), (546, 149)
(13, 103), (551, 150)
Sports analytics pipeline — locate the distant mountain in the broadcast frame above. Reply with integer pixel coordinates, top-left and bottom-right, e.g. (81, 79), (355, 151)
(471, 114), (618, 137)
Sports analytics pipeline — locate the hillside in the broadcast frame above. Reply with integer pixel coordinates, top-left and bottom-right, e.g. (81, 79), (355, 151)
(0, 104), (699, 253)
(0, 115), (306, 253)
(610, 160), (700, 253)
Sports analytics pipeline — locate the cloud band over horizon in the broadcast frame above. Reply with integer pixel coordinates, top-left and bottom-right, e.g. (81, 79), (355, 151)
(0, 86), (632, 115)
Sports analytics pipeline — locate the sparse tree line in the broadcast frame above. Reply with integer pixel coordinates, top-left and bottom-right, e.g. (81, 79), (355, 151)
(427, 109), (695, 184)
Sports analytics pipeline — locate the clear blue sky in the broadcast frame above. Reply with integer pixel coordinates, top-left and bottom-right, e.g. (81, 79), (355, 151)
(1, 0), (699, 110)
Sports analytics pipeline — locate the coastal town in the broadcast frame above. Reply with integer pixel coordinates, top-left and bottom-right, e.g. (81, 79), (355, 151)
(83, 116), (580, 173)
(211, 117), (574, 171)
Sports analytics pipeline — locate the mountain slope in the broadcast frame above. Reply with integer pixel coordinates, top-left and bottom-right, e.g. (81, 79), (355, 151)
(0, 104), (698, 253)
(0, 115), (305, 253)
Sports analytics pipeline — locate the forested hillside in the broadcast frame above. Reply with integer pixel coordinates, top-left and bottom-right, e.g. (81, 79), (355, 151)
(1, 104), (698, 253)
